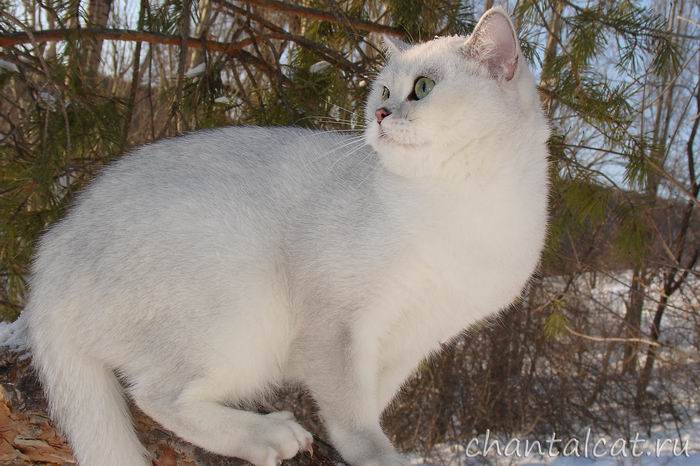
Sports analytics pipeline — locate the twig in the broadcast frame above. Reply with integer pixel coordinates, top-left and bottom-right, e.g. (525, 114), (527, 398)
(0, 27), (362, 74)
(223, 0), (404, 36)
(563, 323), (661, 347)
(0, 27), (256, 54)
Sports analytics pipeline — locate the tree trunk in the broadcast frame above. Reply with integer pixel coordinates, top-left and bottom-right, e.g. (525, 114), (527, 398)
(175, 0), (193, 133)
(621, 266), (646, 374)
(189, 0), (216, 69)
(539, 1), (564, 116)
(633, 0), (696, 407)
(83, 0), (113, 78)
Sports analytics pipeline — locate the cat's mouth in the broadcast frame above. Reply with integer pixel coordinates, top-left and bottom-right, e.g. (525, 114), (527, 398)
(377, 131), (423, 150)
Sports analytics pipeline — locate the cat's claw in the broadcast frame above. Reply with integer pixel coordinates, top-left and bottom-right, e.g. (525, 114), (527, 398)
(260, 449), (282, 466)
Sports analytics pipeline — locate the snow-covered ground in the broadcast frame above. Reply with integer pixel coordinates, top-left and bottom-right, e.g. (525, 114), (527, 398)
(405, 271), (698, 466)
(410, 418), (700, 465)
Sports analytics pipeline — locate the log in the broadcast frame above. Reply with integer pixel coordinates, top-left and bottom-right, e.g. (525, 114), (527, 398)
(0, 349), (343, 465)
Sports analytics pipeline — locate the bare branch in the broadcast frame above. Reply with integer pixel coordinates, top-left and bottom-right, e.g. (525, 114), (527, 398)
(0, 28), (256, 54)
(224, 0), (404, 37)
(564, 323), (661, 347)
(0, 27), (362, 74)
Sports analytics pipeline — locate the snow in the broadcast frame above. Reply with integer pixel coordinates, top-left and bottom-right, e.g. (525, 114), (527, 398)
(0, 59), (19, 73)
(38, 91), (57, 107)
(214, 96), (234, 105)
(309, 60), (331, 74)
(184, 62), (206, 78)
(0, 316), (27, 352)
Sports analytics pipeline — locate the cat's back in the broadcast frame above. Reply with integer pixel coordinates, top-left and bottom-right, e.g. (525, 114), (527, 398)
(34, 126), (369, 275)
(96, 125), (343, 199)
(58, 125), (354, 219)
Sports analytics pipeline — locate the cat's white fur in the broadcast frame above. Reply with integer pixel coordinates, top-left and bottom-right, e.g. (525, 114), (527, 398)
(25, 8), (549, 466)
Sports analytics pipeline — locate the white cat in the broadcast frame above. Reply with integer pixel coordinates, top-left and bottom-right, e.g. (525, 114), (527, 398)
(25, 7), (549, 466)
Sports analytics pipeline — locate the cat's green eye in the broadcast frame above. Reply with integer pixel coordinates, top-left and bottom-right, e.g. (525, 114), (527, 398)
(413, 77), (435, 100)
(381, 86), (390, 100)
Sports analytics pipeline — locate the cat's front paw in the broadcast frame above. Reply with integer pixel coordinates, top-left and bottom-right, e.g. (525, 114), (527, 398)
(244, 411), (314, 466)
(330, 428), (407, 466)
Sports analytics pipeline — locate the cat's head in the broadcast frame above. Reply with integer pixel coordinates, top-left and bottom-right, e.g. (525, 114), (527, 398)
(365, 7), (546, 179)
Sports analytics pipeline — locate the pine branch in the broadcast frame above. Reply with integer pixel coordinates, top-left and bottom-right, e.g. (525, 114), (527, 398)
(261, 31), (361, 73)
(226, 0), (404, 36)
(0, 27), (361, 74)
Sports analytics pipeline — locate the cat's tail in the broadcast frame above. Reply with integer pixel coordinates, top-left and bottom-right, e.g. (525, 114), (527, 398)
(27, 299), (149, 466)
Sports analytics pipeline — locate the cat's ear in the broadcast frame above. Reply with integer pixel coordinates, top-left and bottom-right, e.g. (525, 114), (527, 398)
(382, 34), (410, 57)
(462, 7), (519, 81)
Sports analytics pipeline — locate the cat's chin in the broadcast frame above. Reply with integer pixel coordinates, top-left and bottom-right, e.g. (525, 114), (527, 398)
(372, 133), (425, 152)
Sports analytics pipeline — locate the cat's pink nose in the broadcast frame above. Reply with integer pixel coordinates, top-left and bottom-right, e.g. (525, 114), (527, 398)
(375, 107), (391, 124)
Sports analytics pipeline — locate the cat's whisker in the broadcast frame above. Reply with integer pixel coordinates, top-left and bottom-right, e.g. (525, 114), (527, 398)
(355, 159), (379, 191)
(294, 116), (354, 128)
(328, 140), (370, 175)
(320, 98), (359, 117)
(320, 139), (367, 168)
(323, 142), (367, 165)
(306, 136), (367, 165)
(314, 117), (367, 129)
(323, 135), (366, 148)
(319, 126), (366, 133)
(294, 112), (363, 126)
(297, 115), (367, 131)
(337, 156), (378, 194)
(316, 121), (365, 129)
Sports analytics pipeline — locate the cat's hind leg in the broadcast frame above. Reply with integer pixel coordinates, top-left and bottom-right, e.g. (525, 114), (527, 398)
(129, 275), (314, 464)
(134, 384), (313, 466)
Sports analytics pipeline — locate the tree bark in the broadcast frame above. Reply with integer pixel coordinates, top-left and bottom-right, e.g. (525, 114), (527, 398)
(120, 0), (148, 152)
(189, 0), (216, 69)
(621, 266), (646, 374)
(83, 0), (114, 78)
(174, 0), (193, 133)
